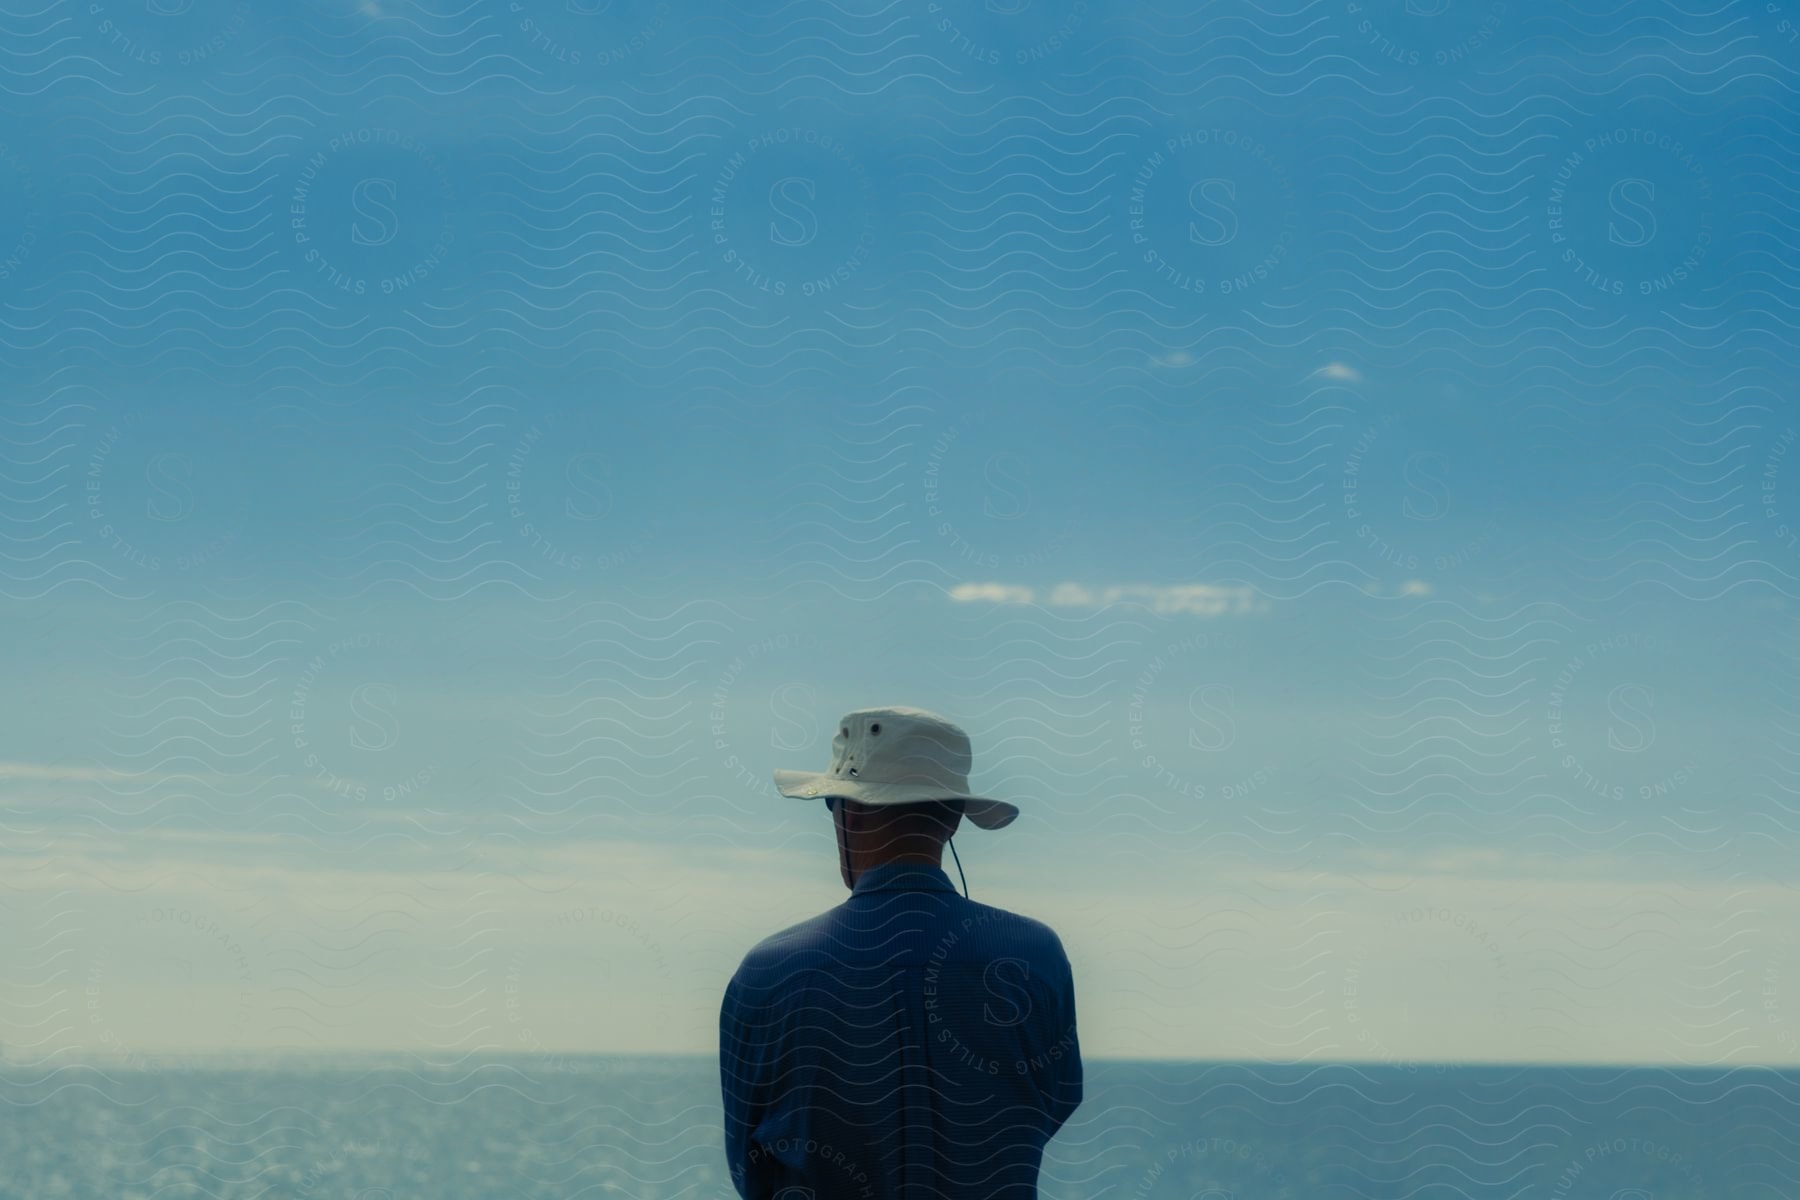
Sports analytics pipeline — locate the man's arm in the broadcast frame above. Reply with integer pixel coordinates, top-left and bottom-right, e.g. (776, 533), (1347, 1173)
(1044, 948), (1083, 1132)
(719, 970), (762, 1199)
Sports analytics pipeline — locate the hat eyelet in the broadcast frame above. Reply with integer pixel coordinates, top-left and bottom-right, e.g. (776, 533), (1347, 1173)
(870, 723), (880, 734)
(841, 727), (848, 737)
(848, 767), (858, 776)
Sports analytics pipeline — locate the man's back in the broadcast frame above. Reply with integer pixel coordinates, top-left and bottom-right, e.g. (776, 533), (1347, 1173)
(720, 862), (1083, 1200)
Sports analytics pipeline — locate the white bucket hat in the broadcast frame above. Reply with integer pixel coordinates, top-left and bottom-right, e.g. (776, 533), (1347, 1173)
(772, 705), (1020, 830)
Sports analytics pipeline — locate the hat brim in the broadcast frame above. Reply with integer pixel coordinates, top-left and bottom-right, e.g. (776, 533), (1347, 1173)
(772, 768), (1019, 831)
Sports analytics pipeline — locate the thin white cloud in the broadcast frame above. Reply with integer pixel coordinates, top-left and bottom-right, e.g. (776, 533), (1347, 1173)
(1150, 350), (1194, 368)
(0, 761), (140, 783)
(0, 760), (364, 800)
(1361, 580), (1434, 599)
(1313, 362), (1362, 382)
(951, 582), (1264, 617)
(947, 582), (1036, 606)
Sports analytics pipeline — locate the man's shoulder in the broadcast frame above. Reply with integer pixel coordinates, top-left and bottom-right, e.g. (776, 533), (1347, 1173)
(730, 907), (838, 984)
(944, 896), (1070, 966)
(727, 893), (1072, 991)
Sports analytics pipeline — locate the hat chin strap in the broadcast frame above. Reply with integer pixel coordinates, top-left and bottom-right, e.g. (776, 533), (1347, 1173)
(833, 798), (858, 890)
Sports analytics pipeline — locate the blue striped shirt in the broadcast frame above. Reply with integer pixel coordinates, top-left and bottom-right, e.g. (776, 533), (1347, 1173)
(719, 862), (1082, 1200)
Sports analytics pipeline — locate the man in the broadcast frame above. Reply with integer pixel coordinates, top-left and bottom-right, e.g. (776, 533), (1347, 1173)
(719, 705), (1083, 1200)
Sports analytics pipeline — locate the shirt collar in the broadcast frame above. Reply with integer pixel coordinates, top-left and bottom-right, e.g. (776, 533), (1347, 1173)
(850, 861), (957, 897)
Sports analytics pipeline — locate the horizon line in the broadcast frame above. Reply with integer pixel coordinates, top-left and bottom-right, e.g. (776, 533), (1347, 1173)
(9, 1049), (1797, 1074)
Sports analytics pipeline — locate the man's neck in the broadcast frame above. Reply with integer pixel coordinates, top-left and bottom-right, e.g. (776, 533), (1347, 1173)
(849, 848), (942, 880)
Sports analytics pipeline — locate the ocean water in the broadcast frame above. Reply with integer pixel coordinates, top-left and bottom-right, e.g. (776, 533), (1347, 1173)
(0, 1057), (1787, 1199)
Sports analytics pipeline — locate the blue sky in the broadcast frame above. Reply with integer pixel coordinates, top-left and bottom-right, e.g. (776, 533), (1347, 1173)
(2, 0), (1799, 1067)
